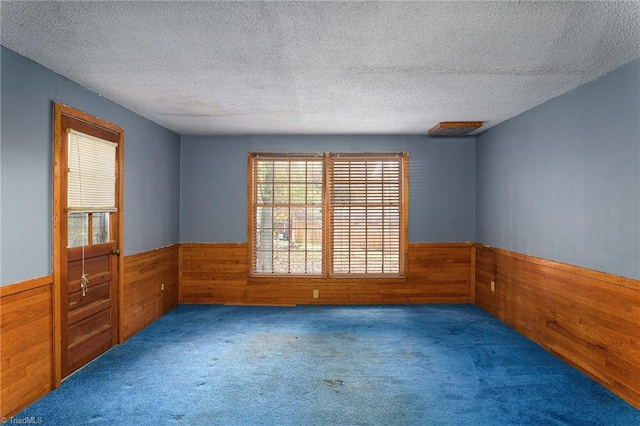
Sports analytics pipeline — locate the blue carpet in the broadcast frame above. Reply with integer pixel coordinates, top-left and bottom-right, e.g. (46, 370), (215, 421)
(17, 305), (640, 425)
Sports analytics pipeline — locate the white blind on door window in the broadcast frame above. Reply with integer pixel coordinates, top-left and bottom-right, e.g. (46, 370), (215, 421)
(68, 129), (117, 213)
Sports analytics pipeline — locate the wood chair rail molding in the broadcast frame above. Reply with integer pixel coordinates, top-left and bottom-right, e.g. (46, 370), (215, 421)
(474, 243), (639, 291)
(0, 274), (53, 297)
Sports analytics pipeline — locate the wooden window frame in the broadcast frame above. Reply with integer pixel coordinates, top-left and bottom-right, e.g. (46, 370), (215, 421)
(67, 212), (114, 248)
(248, 153), (326, 276)
(248, 152), (408, 279)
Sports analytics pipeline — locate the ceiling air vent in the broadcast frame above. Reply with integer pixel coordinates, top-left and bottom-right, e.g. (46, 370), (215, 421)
(428, 121), (482, 136)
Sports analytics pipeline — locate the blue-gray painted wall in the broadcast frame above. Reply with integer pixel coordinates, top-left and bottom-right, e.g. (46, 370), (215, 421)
(476, 60), (640, 280)
(180, 136), (476, 244)
(2, 45), (638, 284)
(1, 47), (181, 284)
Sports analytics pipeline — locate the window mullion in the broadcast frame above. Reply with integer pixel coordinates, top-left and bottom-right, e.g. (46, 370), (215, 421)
(325, 153), (331, 277)
(304, 161), (308, 274)
(87, 213), (93, 246)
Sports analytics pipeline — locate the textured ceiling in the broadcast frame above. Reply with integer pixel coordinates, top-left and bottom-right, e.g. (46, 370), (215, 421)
(2, 1), (639, 136)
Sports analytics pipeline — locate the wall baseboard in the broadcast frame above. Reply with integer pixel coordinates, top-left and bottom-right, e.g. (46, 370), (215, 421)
(475, 244), (640, 409)
(0, 275), (54, 418)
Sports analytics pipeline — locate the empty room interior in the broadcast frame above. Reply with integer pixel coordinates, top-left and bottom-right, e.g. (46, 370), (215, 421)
(1, 1), (639, 424)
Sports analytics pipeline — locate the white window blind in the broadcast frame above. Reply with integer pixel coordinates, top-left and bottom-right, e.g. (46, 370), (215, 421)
(68, 129), (117, 213)
(330, 154), (403, 275)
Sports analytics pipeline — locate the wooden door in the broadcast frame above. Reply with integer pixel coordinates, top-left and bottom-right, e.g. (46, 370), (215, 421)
(64, 242), (118, 377)
(53, 103), (124, 382)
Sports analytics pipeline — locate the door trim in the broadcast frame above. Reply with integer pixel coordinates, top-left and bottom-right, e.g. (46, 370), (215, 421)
(52, 102), (125, 387)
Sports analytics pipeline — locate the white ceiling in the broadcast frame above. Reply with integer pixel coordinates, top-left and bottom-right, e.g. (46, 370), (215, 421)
(1, 1), (639, 136)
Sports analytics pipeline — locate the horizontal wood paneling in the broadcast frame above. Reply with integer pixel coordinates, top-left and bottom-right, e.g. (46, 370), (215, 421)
(1, 275), (54, 418)
(475, 244), (640, 409)
(179, 242), (473, 305)
(5, 243), (638, 413)
(407, 243), (474, 303)
(122, 245), (179, 340)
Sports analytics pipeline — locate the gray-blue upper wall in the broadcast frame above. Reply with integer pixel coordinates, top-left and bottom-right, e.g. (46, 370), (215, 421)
(476, 60), (640, 280)
(2, 45), (638, 284)
(1, 47), (181, 285)
(180, 136), (476, 244)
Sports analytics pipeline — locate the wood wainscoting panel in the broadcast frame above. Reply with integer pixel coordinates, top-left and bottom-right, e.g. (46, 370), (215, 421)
(180, 243), (249, 304)
(179, 242), (473, 305)
(122, 245), (179, 341)
(0, 275), (54, 418)
(475, 245), (640, 409)
(407, 243), (474, 304)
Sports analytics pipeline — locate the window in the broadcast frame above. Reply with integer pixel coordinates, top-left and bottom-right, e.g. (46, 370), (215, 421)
(67, 129), (117, 248)
(67, 212), (111, 248)
(250, 154), (324, 275)
(249, 152), (407, 276)
(330, 154), (403, 275)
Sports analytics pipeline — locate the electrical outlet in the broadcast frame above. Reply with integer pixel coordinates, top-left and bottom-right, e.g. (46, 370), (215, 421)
(161, 283), (165, 291)
(313, 289), (319, 299)
(490, 281), (495, 292)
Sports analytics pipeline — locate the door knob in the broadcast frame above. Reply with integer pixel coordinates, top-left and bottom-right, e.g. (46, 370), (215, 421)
(112, 249), (121, 256)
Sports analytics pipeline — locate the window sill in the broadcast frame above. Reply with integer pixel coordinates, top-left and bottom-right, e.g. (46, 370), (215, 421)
(248, 275), (407, 285)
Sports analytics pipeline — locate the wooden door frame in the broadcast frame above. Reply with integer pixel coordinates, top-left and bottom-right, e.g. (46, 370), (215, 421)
(52, 102), (125, 387)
